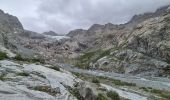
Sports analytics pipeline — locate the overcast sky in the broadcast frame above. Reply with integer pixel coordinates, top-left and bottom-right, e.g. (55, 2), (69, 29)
(0, 0), (170, 34)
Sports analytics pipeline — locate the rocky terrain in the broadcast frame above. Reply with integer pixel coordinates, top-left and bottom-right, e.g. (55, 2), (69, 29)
(0, 4), (170, 100)
(68, 5), (170, 78)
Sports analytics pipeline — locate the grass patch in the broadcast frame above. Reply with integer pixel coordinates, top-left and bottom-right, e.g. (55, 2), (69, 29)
(0, 75), (5, 81)
(113, 80), (136, 86)
(73, 73), (136, 87)
(93, 49), (110, 62)
(92, 77), (100, 83)
(14, 54), (24, 61)
(74, 49), (111, 69)
(107, 91), (120, 100)
(73, 72), (81, 77)
(99, 76), (136, 86)
(150, 89), (162, 94)
(17, 72), (29, 76)
(140, 87), (170, 99)
(14, 54), (45, 63)
(160, 93), (170, 99)
(97, 93), (108, 100)
(0, 52), (8, 60)
(50, 66), (60, 71)
(74, 50), (97, 69)
(139, 87), (149, 92)
(32, 86), (60, 96)
(150, 89), (170, 99)
(68, 87), (84, 100)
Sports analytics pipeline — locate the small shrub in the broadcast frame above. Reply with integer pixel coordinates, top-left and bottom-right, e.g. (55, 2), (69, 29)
(150, 89), (162, 94)
(139, 87), (149, 92)
(94, 50), (110, 62)
(32, 86), (60, 96)
(17, 72), (29, 76)
(146, 88), (170, 99)
(69, 88), (84, 100)
(51, 66), (60, 71)
(98, 76), (136, 86)
(107, 91), (120, 100)
(160, 93), (170, 99)
(0, 52), (8, 60)
(111, 79), (135, 86)
(29, 58), (45, 64)
(92, 78), (100, 83)
(97, 93), (108, 100)
(73, 72), (81, 77)
(14, 54), (45, 64)
(14, 54), (24, 61)
(0, 75), (5, 81)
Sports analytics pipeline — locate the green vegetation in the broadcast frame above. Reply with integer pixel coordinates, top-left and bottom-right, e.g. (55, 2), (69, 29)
(139, 87), (149, 92)
(140, 87), (170, 99)
(0, 74), (5, 81)
(151, 89), (170, 99)
(106, 91), (120, 100)
(94, 49), (110, 62)
(97, 93), (108, 100)
(68, 88), (84, 100)
(112, 79), (136, 86)
(160, 93), (170, 100)
(14, 54), (44, 63)
(14, 54), (24, 61)
(92, 77), (100, 83)
(73, 73), (136, 87)
(0, 51), (8, 60)
(73, 72), (81, 77)
(74, 50), (97, 69)
(17, 72), (29, 76)
(99, 76), (136, 86)
(50, 66), (60, 71)
(32, 86), (60, 96)
(74, 49), (111, 69)
(150, 89), (162, 94)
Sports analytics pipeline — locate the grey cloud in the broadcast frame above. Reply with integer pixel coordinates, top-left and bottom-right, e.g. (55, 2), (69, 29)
(36, 0), (170, 34)
(1, 0), (170, 34)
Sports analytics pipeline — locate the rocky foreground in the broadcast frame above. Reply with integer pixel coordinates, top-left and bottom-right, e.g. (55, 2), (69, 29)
(0, 59), (151, 100)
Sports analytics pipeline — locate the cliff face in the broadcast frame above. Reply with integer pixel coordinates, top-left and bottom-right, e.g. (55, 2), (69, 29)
(0, 9), (24, 52)
(0, 10), (23, 32)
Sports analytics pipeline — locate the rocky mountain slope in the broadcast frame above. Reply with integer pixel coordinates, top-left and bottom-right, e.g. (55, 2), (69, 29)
(0, 9), (23, 48)
(1, 5), (170, 77)
(68, 5), (170, 77)
(0, 4), (170, 100)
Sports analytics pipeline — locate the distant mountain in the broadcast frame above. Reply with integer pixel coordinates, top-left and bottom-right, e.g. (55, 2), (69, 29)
(42, 31), (59, 36)
(21, 30), (46, 39)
